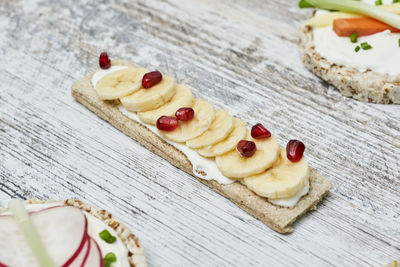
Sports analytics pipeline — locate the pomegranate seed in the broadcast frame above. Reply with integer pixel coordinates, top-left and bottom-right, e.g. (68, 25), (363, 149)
(99, 52), (111, 69)
(142, 71), (162, 89)
(175, 107), (194, 121)
(251, 123), (271, 139)
(286, 140), (305, 162)
(236, 140), (257, 158)
(156, 116), (179, 131)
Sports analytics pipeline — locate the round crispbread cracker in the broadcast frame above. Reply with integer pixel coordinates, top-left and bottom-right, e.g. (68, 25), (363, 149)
(0, 198), (147, 267)
(299, 24), (400, 104)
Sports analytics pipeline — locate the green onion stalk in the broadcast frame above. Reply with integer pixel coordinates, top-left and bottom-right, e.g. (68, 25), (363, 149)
(9, 199), (55, 267)
(299, 0), (400, 29)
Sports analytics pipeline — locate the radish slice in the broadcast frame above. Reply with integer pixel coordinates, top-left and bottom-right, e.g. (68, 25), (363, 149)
(84, 238), (104, 267)
(80, 236), (92, 267)
(0, 206), (87, 267)
(67, 235), (90, 267)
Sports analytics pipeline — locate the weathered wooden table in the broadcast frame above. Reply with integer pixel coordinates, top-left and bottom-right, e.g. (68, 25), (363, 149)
(1, 0), (399, 266)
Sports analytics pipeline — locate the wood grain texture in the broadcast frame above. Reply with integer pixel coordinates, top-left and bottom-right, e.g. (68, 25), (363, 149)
(0, 0), (399, 266)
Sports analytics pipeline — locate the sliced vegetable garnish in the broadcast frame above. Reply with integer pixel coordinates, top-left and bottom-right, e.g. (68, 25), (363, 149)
(360, 42), (373, 50)
(350, 32), (358, 42)
(104, 252), (117, 267)
(8, 199), (55, 267)
(299, 0), (315, 8)
(333, 17), (400, 36)
(299, 0), (400, 29)
(105, 252), (117, 262)
(398, 37), (400, 46)
(305, 4), (400, 27)
(355, 45), (361, 52)
(305, 12), (362, 27)
(99, 229), (117, 244)
(375, 0), (383, 6)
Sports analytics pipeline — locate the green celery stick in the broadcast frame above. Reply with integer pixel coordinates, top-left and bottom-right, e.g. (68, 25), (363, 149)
(8, 199), (55, 267)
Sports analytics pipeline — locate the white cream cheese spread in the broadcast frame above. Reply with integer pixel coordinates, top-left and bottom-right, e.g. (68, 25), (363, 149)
(92, 65), (129, 87)
(1, 203), (130, 267)
(93, 65), (235, 185)
(312, 2), (400, 75)
(85, 209), (129, 267)
(313, 27), (400, 75)
(91, 67), (310, 207)
(118, 107), (235, 185)
(268, 180), (310, 208)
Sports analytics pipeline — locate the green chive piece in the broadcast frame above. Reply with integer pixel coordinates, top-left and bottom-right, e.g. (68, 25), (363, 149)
(355, 46), (361, 52)
(99, 229), (117, 243)
(104, 252), (117, 267)
(360, 42), (373, 50)
(105, 252), (117, 262)
(375, 0), (382, 5)
(393, 0), (400, 3)
(298, 0), (314, 8)
(99, 229), (111, 240)
(398, 38), (400, 47)
(350, 32), (358, 43)
(107, 236), (117, 243)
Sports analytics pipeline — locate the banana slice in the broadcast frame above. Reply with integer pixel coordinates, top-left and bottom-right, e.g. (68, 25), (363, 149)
(120, 75), (175, 112)
(216, 131), (280, 178)
(161, 99), (215, 143)
(95, 67), (148, 100)
(196, 118), (246, 157)
(243, 149), (310, 199)
(137, 84), (194, 125)
(186, 110), (233, 149)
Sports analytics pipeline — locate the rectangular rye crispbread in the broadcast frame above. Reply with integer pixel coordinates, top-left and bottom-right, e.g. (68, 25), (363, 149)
(71, 65), (331, 233)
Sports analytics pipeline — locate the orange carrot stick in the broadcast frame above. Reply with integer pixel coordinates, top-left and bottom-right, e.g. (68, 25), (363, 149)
(333, 17), (400, 37)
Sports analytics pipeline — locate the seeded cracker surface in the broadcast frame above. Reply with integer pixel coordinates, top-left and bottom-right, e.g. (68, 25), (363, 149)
(0, 198), (147, 267)
(71, 60), (331, 233)
(299, 24), (400, 104)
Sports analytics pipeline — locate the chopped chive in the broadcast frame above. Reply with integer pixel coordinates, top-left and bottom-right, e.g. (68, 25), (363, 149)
(104, 252), (117, 267)
(99, 229), (111, 240)
(108, 237), (116, 243)
(350, 32), (358, 43)
(375, 0), (382, 5)
(99, 229), (117, 244)
(393, 0), (400, 3)
(360, 42), (373, 50)
(105, 252), (117, 262)
(355, 46), (361, 52)
(398, 38), (400, 47)
(298, 0), (314, 8)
